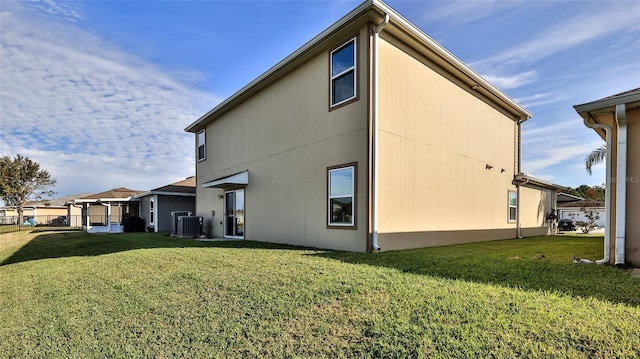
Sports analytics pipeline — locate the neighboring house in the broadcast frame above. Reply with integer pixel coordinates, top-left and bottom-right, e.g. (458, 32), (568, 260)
(135, 177), (196, 232)
(0, 194), (87, 226)
(557, 192), (585, 204)
(575, 88), (640, 266)
(185, 0), (563, 252)
(558, 200), (606, 228)
(74, 188), (144, 233)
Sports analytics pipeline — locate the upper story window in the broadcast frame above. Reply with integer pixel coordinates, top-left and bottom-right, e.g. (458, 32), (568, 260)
(330, 38), (357, 107)
(197, 130), (206, 161)
(328, 163), (356, 228)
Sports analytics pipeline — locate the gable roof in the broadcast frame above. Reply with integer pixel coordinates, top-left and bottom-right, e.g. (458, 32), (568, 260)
(558, 199), (605, 208)
(513, 174), (566, 192)
(575, 87), (640, 140)
(557, 192), (584, 203)
(185, 0), (531, 133)
(574, 87), (640, 114)
(17, 193), (92, 208)
(135, 177), (196, 198)
(75, 187), (144, 203)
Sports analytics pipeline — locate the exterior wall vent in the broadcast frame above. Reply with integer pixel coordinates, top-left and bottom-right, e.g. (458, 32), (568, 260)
(176, 216), (203, 238)
(171, 211), (192, 235)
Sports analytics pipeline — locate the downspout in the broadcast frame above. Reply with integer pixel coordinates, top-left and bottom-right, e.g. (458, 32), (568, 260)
(614, 104), (627, 266)
(515, 119), (525, 239)
(516, 185), (521, 238)
(371, 13), (389, 252)
(583, 117), (612, 265)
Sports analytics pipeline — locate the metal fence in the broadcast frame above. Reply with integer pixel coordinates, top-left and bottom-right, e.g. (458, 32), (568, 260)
(0, 215), (83, 234)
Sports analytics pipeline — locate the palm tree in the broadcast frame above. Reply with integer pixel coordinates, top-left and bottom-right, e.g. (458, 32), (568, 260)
(585, 145), (606, 175)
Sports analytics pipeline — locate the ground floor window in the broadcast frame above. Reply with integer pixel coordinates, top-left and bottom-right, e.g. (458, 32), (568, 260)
(149, 198), (155, 225)
(508, 191), (517, 222)
(327, 163), (356, 228)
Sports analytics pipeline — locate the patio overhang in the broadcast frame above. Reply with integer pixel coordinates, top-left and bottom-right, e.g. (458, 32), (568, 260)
(202, 171), (249, 189)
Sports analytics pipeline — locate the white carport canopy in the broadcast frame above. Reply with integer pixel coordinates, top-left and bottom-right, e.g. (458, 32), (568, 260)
(202, 171), (249, 188)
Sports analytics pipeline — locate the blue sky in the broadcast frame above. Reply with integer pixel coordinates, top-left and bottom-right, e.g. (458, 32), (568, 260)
(1, 0), (639, 199)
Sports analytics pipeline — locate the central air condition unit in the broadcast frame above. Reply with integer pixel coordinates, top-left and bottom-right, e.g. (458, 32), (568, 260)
(171, 211), (192, 235)
(176, 216), (203, 238)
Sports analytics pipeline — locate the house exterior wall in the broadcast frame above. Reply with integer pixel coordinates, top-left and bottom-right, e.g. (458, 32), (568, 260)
(139, 196), (152, 230)
(518, 186), (554, 237)
(68, 205), (82, 227)
(374, 34), (527, 251)
(33, 207), (67, 217)
(625, 107), (640, 264)
(195, 27), (371, 252)
(584, 105), (638, 265)
(157, 195), (195, 232)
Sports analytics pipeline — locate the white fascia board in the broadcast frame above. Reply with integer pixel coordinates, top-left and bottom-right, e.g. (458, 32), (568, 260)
(74, 197), (141, 203)
(138, 191), (195, 198)
(574, 91), (640, 113)
(184, 0), (376, 133)
(372, 0), (531, 120)
(202, 171), (249, 188)
(185, 0), (530, 134)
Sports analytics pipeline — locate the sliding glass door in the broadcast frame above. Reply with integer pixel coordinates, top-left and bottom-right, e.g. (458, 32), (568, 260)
(224, 189), (245, 239)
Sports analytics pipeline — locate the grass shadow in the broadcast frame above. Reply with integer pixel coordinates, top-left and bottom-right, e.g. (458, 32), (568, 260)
(310, 235), (640, 307)
(0, 231), (306, 266)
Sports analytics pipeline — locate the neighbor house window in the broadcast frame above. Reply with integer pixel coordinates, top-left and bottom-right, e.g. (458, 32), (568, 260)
(149, 197), (155, 225)
(328, 164), (356, 228)
(508, 191), (517, 222)
(330, 38), (357, 107)
(197, 130), (206, 161)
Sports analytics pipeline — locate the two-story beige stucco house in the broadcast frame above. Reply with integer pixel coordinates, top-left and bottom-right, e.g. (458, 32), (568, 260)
(575, 88), (640, 267)
(185, 0), (563, 252)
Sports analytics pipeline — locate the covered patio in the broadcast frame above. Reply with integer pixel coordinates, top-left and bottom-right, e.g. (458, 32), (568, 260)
(73, 188), (144, 233)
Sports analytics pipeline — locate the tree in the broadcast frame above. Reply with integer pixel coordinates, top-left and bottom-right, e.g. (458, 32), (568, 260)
(564, 184), (605, 201)
(0, 154), (56, 225)
(573, 201), (601, 234)
(585, 145), (606, 175)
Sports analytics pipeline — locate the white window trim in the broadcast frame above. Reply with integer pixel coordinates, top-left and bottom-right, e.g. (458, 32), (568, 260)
(328, 165), (356, 228)
(197, 129), (206, 161)
(508, 191), (517, 222)
(149, 196), (156, 226)
(330, 37), (357, 107)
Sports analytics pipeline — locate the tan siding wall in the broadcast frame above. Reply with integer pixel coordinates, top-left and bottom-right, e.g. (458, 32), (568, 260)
(33, 207), (67, 217)
(625, 107), (640, 265)
(519, 186), (553, 234)
(196, 27), (370, 252)
(583, 107), (640, 265)
(375, 35), (526, 250)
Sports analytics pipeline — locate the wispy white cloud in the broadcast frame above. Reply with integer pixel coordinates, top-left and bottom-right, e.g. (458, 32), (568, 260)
(513, 92), (566, 108)
(473, 2), (640, 69)
(0, 1), (218, 196)
(417, 1), (518, 28)
(521, 119), (604, 185)
(482, 71), (537, 90)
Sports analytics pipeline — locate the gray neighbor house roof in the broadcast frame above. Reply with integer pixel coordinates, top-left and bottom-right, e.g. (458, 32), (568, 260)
(135, 176), (196, 198)
(74, 187), (145, 203)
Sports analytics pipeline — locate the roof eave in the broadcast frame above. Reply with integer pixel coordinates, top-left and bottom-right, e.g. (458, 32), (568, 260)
(513, 173), (566, 192)
(74, 197), (140, 203)
(372, 0), (531, 120)
(185, 0), (531, 133)
(574, 90), (640, 114)
(185, 0), (378, 133)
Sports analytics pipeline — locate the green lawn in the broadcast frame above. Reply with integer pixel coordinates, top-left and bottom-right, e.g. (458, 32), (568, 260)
(1, 230), (638, 358)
